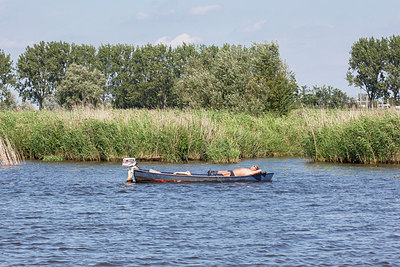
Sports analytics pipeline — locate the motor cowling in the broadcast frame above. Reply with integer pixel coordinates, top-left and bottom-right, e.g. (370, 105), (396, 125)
(123, 158), (138, 183)
(122, 158), (136, 167)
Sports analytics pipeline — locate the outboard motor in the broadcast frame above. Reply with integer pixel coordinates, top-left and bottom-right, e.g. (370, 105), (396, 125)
(122, 158), (138, 183)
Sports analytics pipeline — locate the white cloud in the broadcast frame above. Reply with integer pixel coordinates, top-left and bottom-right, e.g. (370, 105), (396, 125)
(136, 11), (150, 20)
(189, 5), (221, 15)
(155, 33), (202, 47)
(0, 39), (34, 49)
(240, 20), (267, 33)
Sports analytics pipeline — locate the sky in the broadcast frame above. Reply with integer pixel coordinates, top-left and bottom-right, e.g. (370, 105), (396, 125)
(1, 0), (400, 97)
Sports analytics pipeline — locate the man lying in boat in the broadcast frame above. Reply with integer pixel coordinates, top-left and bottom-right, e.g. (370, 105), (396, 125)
(209, 165), (262, 177)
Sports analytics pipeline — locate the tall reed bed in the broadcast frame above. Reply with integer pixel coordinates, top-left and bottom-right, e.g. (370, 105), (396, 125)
(302, 108), (400, 164)
(1, 108), (399, 164)
(0, 108), (306, 163)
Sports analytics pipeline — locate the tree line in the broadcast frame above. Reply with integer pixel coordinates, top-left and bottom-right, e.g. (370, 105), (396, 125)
(14, 42), (198, 111)
(1, 40), (357, 114)
(347, 35), (400, 107)
(299, 85), (356, 109)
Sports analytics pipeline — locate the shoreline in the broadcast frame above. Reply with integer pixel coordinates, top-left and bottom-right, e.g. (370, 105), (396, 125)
(1, 108), (400, 165)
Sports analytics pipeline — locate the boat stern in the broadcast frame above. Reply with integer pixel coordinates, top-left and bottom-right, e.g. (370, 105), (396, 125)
(123, 158), (138, 183)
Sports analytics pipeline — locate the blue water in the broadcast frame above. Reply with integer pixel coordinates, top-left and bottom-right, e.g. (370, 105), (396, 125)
(1, 158), (400, 266)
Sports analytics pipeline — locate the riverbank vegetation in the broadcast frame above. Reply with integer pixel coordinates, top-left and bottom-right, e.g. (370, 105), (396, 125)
(0, 136), (22, 166)
(1, 108), (400, 164)
(304, 108), (400, 164)
(2, 37), (400, 165)
(0, 108), (304, 163)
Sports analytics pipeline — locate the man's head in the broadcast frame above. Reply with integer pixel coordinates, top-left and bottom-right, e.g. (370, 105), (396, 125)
(250, 165), (259, 171)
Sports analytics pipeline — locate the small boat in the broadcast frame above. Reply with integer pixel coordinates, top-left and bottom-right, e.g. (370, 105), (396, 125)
(122, 158), (273, 183)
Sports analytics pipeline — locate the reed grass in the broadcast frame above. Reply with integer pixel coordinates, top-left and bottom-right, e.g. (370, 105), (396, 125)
(1, 107), (399, 164)
(302, 108), (400, 164)
(0, 136), (23, 166)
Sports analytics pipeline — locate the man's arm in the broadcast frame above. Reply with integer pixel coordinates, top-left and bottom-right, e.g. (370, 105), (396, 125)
(251, 169), (262, 175)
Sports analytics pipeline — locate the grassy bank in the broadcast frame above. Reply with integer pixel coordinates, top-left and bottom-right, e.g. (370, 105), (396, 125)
(0, 108), (306, 163)
(1, 108), (400, 164)
(303, 109), (400, 164)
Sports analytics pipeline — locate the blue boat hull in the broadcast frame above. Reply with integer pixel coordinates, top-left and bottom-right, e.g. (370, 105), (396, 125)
(133, 169), (273, 183)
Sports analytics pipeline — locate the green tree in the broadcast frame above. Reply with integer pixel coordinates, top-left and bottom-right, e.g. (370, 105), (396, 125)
(347, 37), (387, 107)
(109, 44), (140, 109)
(97, 43), (120, 104)
(175, 44), (255, 112)
(107, 43), (194, 109)
(314, 85), (333, 108)
(135, 44), (177, 109)
(385, 35), (400, 106)
(70, 43), (97, 70)
(17, 41), (71, 110)
(56, 63), (106, 109)
(298, 85), (318, 107)
(175, 42), (297, 115)
(299, 85), (353, 108)
(254, 42), (298, 115)
(330, 88), (354, 108)
(263, 69), (298, 115)
(0, 49), (16, 109)
(168, 43), (199, 106)
(174, 44), (219, 109)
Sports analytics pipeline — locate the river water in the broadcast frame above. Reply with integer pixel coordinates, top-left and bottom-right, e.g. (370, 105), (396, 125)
(1, 158), (399, 266)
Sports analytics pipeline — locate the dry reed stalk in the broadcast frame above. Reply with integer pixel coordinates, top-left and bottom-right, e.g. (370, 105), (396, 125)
(302, 109), (318, 160)
(0, 137), (22, 166)
(302, 108), (400, 130)
(150, 109), (218, 137)
(55, 107), (120, 123)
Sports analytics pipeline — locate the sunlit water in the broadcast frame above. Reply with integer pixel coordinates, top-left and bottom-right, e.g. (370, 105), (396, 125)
(1, 158), (399, 266)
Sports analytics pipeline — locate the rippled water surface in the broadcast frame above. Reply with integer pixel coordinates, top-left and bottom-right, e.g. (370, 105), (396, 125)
(1, 158), (400, 266)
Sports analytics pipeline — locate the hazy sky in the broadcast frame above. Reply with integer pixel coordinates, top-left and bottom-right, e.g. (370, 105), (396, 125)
(1, 0), (400, 97)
